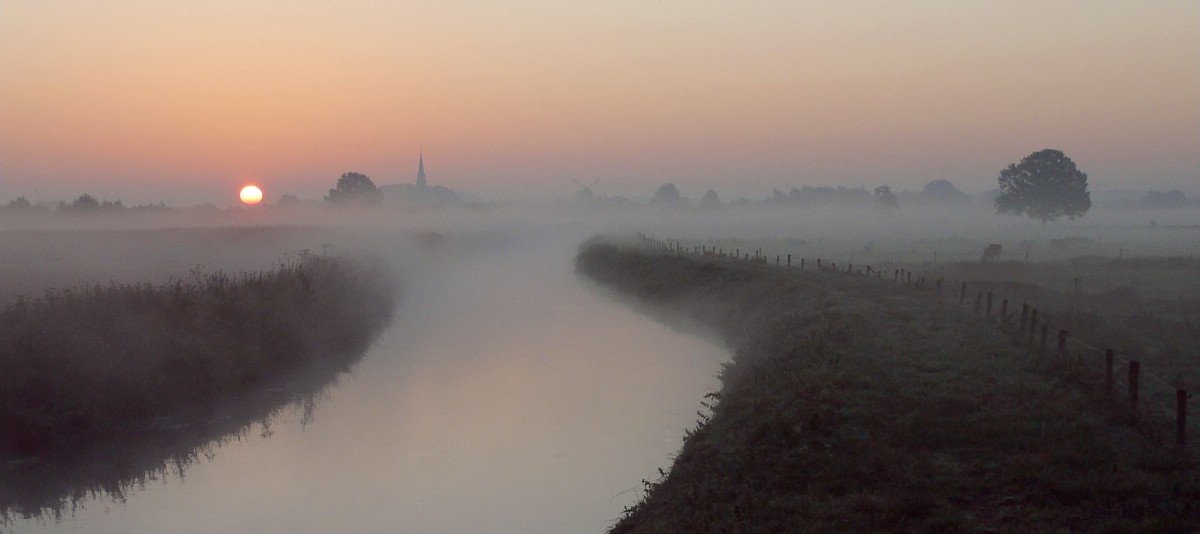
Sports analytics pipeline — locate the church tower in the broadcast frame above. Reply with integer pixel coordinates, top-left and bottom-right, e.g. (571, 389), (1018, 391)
(416, 152), (427, 188)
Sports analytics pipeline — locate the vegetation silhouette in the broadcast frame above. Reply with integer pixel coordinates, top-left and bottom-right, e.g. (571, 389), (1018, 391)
(873, 185), (898, 210)
(651, 183), (682, 205)
(577, 239), (1198, 533)
(0, 252), (397, 521)
(326, 172), (383, 207)
(995, 149), (1092, 223)
(699, 189), (722, 209)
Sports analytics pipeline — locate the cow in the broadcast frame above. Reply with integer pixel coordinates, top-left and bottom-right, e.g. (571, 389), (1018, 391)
(981, 244), (1002, 263)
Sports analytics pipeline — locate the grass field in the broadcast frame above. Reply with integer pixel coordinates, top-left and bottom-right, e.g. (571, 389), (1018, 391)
(667, 231), (1200, 400)
(578, 237), (1199, 533)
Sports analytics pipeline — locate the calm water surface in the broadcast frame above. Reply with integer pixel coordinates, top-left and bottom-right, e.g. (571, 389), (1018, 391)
(12, 239), (726, 533)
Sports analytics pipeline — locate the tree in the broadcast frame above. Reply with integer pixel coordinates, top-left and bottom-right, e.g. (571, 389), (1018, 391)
(874, 185), (898, 210)
(995, 149), (1091, 223)
(326, 172), (382, 206)
(4, 197), (32, 211)
(651, 183), (681, 204)
(71, 194), (100, 211)
(700, 189), (722, 209)
(278, 194), (301, 207)
(921, 179), (968, 203)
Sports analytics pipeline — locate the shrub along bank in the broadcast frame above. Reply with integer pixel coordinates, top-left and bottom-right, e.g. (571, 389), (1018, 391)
(0, 252), (396, 458)
(577, 239), (1198, 533)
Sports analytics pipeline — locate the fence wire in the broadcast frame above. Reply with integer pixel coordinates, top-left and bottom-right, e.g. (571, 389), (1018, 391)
(638, 232), (1196, 451)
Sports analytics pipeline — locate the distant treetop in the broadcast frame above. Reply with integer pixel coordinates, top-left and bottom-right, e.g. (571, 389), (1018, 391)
(921, 179), (968, 202)
(995, 149), (1091, 223)
(651, 183), (682, 204)
(326, 172), (383, 207)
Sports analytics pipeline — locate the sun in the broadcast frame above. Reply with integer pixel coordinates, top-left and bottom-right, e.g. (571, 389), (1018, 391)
(239, 185), (263, 206)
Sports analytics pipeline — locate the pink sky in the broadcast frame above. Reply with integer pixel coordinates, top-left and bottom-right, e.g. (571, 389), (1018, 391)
(2, 1), (1197, 205)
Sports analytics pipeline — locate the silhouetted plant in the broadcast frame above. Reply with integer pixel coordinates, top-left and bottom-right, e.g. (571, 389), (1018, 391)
(0, 253), (396, 460)
(325, 172), (383, 207)
(995, 149), (1091, 223)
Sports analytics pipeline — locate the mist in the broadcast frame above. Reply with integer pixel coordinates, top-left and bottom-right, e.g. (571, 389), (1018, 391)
(2, 174), (1199, 533)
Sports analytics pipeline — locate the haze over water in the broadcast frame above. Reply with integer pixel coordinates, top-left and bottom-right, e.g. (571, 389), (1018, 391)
(9, 236), (726, 534)
(3, 1), (1199, 531)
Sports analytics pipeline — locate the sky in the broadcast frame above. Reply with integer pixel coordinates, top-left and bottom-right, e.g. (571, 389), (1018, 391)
(1, 1), (1197, 205)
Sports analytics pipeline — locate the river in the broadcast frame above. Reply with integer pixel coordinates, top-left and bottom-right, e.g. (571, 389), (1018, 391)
(9, 236), (727, 533)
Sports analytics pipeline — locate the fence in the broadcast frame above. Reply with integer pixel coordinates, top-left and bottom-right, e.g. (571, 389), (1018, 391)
(632, 232), (1194, 450)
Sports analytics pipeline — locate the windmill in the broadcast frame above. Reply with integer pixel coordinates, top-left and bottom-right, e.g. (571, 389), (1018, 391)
(570, 179), (599, 202)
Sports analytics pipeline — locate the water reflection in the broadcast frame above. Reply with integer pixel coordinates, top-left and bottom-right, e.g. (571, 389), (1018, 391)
(6, 239), (726, 534)
(0, 349), (357, 525)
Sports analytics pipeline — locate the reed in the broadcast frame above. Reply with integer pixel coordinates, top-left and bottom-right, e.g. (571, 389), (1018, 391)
(0, 252), (396, 458)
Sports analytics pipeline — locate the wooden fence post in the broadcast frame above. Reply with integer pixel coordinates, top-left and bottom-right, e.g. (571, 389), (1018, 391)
(1040, 323), (1049, 352)
(801, 258), (805, 270)
(1057, 330), (1068, 357)
(1178, 389), (1188, 446)
(1020, 304), (1029, 333)
(1000, 299), (1009, 323)
(1129, 361), (1140, 413)
(817, 259), (822, 270)
(960, 282), (967, 303)
(936, 278), (943, 292)
(1028, 309), (1038, 345)
(776, 255), (780, 265)
(974, 292), (983, 314)
(907, 271), (912, 284)
(848, 263), (853, 274)
(986, 291), (994, 319)
(787, 254), (791, 267)
(1105, 349), (1114, 392)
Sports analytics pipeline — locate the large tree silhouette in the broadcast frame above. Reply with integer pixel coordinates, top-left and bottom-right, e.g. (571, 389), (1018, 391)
(651, 183), (682, 205)
(326, 172), (383, 207)
(995, 149), (1091, 223)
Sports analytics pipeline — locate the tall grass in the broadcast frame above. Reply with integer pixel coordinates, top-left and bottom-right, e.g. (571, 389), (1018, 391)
(0, 251), (396, 458)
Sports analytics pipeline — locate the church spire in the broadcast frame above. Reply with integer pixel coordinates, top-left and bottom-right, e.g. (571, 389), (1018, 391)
(416, 152), (427, 188)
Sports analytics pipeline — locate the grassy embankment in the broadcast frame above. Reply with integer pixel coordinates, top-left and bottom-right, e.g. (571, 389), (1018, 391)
(577, 239), (1198, 533)
(0, 252), (396, 459)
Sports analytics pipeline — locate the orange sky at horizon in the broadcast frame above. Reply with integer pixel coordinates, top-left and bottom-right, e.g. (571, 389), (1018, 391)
(1, 1), (1197, 205)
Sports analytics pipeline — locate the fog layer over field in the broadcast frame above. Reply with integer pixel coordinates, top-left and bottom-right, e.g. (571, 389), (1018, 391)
(3, 219), (732, 533)
(2, 201), (1198, 532)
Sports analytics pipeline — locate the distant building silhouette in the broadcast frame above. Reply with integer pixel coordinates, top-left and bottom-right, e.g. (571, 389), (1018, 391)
(417, 152), (427, 188)
(379, 152), (463, 208)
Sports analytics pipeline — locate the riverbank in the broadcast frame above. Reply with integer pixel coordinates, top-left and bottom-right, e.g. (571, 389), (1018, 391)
(576, 238), (1198, 532)
(0, 252), (396, 460)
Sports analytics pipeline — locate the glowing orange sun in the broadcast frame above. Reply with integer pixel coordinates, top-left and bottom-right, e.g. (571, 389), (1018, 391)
(239, 185), (263, 205)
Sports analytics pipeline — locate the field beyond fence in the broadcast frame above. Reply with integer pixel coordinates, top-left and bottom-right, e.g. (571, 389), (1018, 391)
(582, 234), (1199, 532)
(638, 232), (1198, 452)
